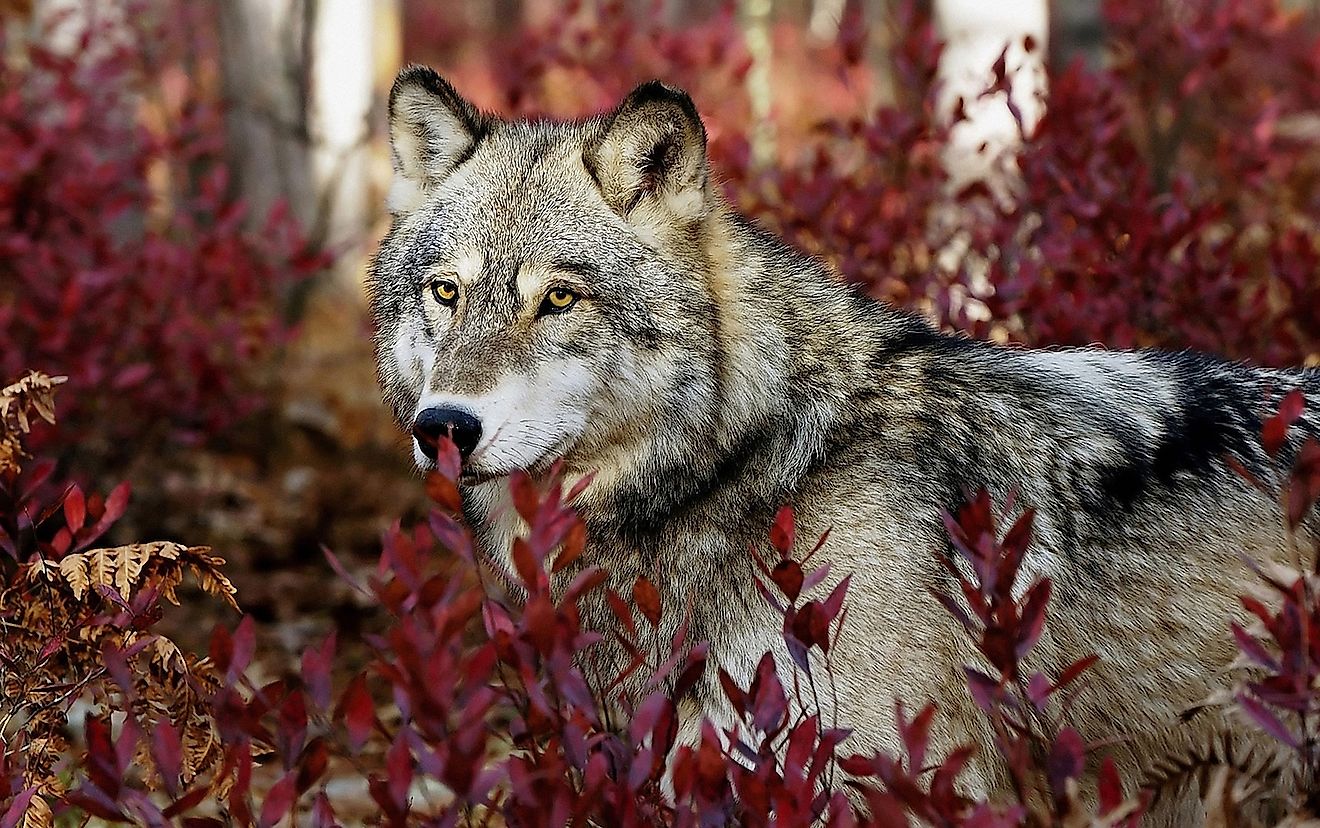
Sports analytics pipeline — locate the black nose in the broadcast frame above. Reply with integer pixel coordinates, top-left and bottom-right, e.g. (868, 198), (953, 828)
(412, 407), (482, 461)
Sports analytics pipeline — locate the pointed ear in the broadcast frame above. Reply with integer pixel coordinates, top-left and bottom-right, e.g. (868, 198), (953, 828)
(584, 81), (709, 223)
(386, 66), (491, 214)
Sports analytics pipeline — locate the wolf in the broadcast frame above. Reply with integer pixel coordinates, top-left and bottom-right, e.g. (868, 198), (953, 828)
(368, 65), (1320, 821)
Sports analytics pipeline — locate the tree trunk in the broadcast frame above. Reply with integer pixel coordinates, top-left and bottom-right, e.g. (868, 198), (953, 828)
(933, 0), (1048, 190)
(217, 0), (392, 296)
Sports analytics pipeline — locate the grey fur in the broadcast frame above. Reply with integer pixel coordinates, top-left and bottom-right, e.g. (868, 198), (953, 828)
(369, 66), (1320, 821)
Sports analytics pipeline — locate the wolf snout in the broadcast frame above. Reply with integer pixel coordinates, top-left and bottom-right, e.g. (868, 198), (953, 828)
(412, 406), (482, 461)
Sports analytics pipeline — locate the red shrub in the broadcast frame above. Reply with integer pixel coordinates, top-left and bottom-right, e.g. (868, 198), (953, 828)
(403, 0), (1320, 366)
(0, 6), (325, 469)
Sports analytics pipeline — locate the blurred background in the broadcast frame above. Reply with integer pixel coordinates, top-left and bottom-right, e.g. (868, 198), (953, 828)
(2, 0), (1319, 670)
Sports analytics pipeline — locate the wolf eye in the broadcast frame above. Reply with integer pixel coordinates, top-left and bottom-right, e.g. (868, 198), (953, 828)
(430, 279), (459, 307)
(538, 288), (578, 315)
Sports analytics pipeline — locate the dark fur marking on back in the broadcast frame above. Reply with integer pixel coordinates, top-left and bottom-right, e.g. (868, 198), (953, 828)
(1096, 353), (1264, 513)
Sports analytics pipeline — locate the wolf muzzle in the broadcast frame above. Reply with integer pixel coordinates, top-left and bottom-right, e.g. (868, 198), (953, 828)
(413, 406), (482, 461)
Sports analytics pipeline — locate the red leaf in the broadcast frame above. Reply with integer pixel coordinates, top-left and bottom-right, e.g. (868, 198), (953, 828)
(230, 615), (256, 681)
(1016, 578), (1052, 658)
(386, 733), (413, 812)
(434, 435), (462, 481)
(837, 754), (880, 777)
(606, 588), (637, 637)
(1097, 756), (1123, 815)
(64, 485), (85, 533)
(718, 667), (749, 715)
(1026, 672), (1051, 709)
(821, 573), (851, 622)
(1236, 691), (1299, 748)
(510, 538), (540, 589)
(1263, 390), (1305, 456)
(563, 566), (608, 603)
(964, 667), (1000, 713)
(551, 520), (588, 573)
(296, 739), (328, 794)
(162, 785), (211, 818)
(62, 789), (125, 820)
(99, 482), (130, 528)
(339, 675), (376, 752)
(771, 559), (805, 602)
(770, 504), (796, 556)
(509, 471), (540, 523)
(750, 653), (787, 733)
(152, 721), (183, 797)
(310, 792), (341, 828)
(801, 561), (833, 594)
(322, 544), (370, 598)
(209, 625), (233, 675)
(1000, 507), (1035, 560)
(1047, 727), (1086, 790)
(0, 789), (37, 828)
(423, 471), (462, 512)
(1285, 438), (1320, 529)
(1056, 653), (1100, 690)
(673, 641), (709, 700)
(37, 632), (66, 662)
(300, 631), (336, 710)
(1231, 622), (1280, 671)
(633, 577), (661, 627)
(897, 701), (935, 771)
(257, 772), (298, 828)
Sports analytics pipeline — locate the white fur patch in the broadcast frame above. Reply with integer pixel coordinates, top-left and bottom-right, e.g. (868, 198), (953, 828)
(413, 359), (598, 478)
(387, 91), (478, 214)
(385, 176), (426, 215)
(391, 321), (435, 392)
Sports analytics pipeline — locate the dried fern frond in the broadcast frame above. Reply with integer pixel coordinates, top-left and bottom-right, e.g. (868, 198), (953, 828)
(0, 371), (66, 475)
(3, 539), (239, 806)
(39, 542), (238, 611)
(0, 372), (66, 434)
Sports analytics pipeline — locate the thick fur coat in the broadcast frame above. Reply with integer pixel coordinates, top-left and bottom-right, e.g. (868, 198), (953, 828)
(368, 67), (1320, 822)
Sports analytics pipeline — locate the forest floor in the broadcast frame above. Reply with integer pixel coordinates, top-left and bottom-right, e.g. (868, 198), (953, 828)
(120, 289), (433, 685)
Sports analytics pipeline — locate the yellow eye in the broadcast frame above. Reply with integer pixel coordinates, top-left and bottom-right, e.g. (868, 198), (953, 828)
(431, 279), (458, 307)
(540, 288), (578, 315)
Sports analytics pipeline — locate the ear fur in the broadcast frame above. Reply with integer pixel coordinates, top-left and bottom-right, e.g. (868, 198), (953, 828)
(386, 65), (491, 214)
(584, 81), (709, 224)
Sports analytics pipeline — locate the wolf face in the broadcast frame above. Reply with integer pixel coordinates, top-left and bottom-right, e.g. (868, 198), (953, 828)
(368, 67), (726, 486)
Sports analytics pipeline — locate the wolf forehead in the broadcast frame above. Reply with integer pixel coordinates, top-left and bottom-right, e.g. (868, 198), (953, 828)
(374, 133), (630, 276)
(372, 66), (711, 265)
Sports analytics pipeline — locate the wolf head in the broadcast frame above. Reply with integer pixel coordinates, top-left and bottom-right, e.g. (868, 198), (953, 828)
(369, 67), (734, 486)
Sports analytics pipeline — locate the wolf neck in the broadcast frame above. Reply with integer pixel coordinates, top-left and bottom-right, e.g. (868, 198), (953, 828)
(573, 205), (899, 537)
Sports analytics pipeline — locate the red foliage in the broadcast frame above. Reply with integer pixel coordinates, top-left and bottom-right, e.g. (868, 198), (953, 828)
(1225, 396), (1320, 811)
(0, 7), (325, 467)
(2, 0), (1319, 823)
(404, 0), (1320, 366)
(25, 438), (1147, 825)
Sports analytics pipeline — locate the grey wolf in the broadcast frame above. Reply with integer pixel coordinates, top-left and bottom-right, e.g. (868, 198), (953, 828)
(368, 65), (1320, 821)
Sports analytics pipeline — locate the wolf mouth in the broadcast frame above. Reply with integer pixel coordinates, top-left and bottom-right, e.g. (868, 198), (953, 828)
(459, 440), (569, 487)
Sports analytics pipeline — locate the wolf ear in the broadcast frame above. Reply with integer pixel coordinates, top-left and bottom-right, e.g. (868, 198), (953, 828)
(584, 81), (709, 224)
(387, 66), (491, 214)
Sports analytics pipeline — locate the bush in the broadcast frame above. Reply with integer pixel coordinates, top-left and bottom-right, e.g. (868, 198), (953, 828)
(0, 373), (239, 825)
(0, 6), (325, 473)
(4, 385), (1314, 825)
(406, 0), (1320, 365)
